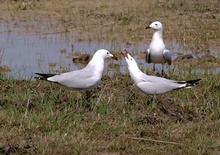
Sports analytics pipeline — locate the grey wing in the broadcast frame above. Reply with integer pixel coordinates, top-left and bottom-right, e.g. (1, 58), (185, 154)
(163, 49), (172, 65)
(140, 75), (186, 94)
(145, 49), (152, 63)
(48, 70), (95, 88)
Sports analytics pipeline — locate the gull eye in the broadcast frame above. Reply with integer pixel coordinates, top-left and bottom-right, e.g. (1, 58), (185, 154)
(130, 58), (132, 60)
(107, 52), (109, 54)
(155, 23), (158, 26)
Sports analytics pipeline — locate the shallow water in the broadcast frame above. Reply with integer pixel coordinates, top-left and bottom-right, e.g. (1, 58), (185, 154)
(0, 23), (218, 79)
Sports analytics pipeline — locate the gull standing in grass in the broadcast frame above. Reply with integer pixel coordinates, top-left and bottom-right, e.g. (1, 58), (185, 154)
(35, 49), (118, 91)
(145, 21), (172, 74)
(122, 49), (201, 95)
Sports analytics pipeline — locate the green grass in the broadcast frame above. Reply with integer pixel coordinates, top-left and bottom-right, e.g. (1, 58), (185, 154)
(0, 71), (220, 154)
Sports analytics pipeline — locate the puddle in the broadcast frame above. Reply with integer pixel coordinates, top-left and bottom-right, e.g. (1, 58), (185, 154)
(0, 23), (219, 79)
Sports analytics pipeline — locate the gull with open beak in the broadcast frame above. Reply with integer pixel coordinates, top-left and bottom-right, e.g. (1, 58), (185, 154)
(122, 49), (200, 95)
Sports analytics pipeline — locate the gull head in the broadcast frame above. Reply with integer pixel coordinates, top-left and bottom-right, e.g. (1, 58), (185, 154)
(121, 49), (138, 67)
(95, 49), (118, 60)
(146, 21), (163, 31)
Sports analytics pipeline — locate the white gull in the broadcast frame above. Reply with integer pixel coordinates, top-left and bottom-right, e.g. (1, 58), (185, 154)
(35, 49), (118, 91)
(145, 21), (172, 74)
(122, 49), (200, 95)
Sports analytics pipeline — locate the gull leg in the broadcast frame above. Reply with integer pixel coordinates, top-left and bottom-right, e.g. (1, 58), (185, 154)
(77, 91), (82, 104)
(162, 65), (164, 75)
(75, 91), (82, 109)
(168, 64), (171, 74)
(169, 65), (174, 75)
(153, 64), (155, 71)
(152, 95), (158, 108)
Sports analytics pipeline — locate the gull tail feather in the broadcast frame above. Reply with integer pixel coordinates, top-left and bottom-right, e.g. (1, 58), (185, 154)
(34, 73), (58, 80)
(185, 79), (201, 88)
(178, 79), (201, 89)
(173, 79), (201, 91)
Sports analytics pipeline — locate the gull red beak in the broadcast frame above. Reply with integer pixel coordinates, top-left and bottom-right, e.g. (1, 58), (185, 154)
(145, 25), (151, 29)
(111, 55), (118, 60)
(121, 49), (129, 58)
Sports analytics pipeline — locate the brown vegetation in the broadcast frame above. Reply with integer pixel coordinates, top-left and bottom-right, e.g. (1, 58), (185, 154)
(0, 0), (220, 154)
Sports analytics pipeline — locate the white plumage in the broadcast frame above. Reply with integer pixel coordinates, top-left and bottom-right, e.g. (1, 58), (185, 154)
(122, 49), (200, 95)
(35, 49), (117, 91)
(146, 21), (172, 74)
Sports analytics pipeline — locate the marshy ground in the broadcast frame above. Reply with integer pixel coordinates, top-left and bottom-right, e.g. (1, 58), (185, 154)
(0, 0), (220, 154)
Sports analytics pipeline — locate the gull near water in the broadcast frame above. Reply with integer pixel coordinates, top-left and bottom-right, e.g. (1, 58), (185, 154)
(122, 49), (201, 95)
(145, 21), (172, 74)
(34, 49), (118, 91)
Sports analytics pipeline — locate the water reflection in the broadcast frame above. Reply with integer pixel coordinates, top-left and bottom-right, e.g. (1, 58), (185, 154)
(0, 30), (126, 78)
(0, 23), (219, 79)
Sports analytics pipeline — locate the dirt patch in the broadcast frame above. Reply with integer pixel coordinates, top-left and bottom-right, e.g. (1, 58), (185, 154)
(174, 54), (194, 63)
(0, 65), (11, 73)
(157, 98), (202, 122)
(137, 97), (203, 126)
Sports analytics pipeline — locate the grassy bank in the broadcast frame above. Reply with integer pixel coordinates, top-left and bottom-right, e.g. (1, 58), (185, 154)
(0, 0), (220, 154)
(0, 71), (220, 154)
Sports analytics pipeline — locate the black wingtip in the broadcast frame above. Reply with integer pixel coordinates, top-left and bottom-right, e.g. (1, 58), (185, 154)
(185, 78), (201, 87)
(34, 73), (57, 80)
(34, 76), (47, 80)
